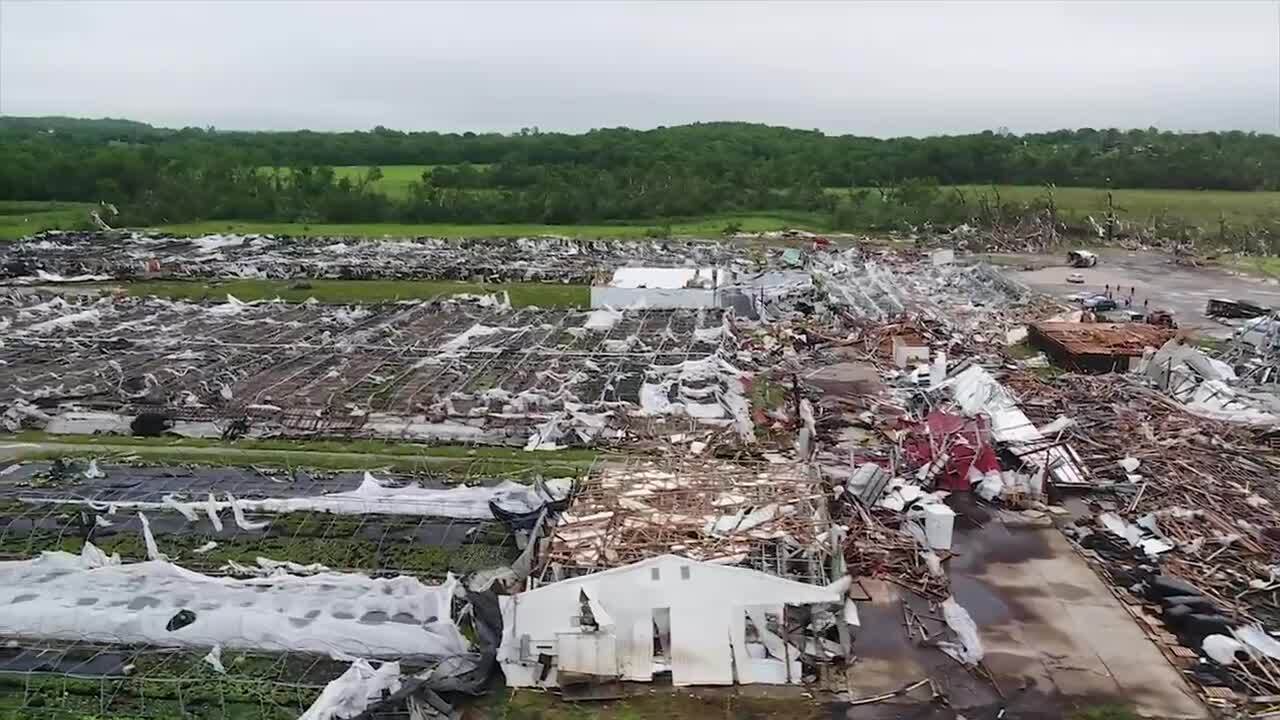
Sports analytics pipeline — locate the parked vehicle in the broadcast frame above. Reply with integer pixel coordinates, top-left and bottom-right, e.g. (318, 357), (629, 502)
(1067, 250), (1098, 268)
(1147, 309), (1177, 328)
(1206, 298), (1270, 319)
(1083, 295), (1117, 311)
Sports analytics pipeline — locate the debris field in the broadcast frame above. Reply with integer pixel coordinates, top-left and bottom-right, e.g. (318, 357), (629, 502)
(1, 294), (752, 447)
(1, 231), (1280, 719)
(0, 231), (782, 284)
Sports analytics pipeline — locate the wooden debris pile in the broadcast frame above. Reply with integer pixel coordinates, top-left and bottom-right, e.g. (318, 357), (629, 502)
(1008, 370), (1280, 702)
(540, 459), (832, 583)
(842, 502), (950, 602)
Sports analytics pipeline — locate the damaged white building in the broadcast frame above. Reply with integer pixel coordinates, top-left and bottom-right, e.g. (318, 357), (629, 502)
(498, 555), (846, 688)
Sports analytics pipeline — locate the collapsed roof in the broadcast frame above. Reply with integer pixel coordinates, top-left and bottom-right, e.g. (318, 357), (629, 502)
(1, 293), (755, 445)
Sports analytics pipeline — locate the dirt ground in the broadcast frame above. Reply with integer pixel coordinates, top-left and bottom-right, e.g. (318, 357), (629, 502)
(1001, 248), (1280, 338)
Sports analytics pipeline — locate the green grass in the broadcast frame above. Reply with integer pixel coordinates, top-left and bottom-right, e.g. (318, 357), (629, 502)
(12, 447), (588, 479)
(826, 185), (1280, 228)
(470, 689), (824, 720)
(1231, 255), (1280, 279)
(1070, 705), (1138, 720)
(125, 278), (589, 308)
(6, 433), (598, 479)
(258, 165), (492, 198)
(153, 212), (825, 240)
(11, 430), (598, 461)
(0, 200), (94, 240)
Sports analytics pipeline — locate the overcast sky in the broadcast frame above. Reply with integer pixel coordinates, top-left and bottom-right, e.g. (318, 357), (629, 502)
(1, 0), (1277, 137)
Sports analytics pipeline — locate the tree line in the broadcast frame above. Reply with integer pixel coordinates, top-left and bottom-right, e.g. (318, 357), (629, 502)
(1, 116), (1277, 229)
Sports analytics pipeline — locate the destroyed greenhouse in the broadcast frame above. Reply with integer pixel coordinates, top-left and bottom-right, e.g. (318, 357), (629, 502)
(1, 229), (1279, 719)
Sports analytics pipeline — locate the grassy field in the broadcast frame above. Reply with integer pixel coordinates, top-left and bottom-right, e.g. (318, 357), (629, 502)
(825, 185), (1280, 227)
(259, 165), (491, 198)
(125, 278), (590, 307)
(0, 200), (93, 239)
(5, 432), (600, 479)
(1230, 255), (1280, 278)
(967, 185), (1280, 226)
(8, 184), (1278, 242)
(468, 689), (826, 720)
(153, 212), (824, 239)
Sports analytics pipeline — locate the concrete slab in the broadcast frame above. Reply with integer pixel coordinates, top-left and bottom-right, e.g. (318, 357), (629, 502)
(952, 522), (1207, 719)
(1010, 249), (1280, 339)
(845, 580), (998, 709)
(847, 501), (1205, 718)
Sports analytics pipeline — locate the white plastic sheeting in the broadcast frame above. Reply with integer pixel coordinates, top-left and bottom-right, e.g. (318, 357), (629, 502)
(0, 545), (467, 659)
(590, 286), (717, 310)
(637, 356), (755, 441)
(583, 308), (623, 331)
(607, 267), (718, 289)
(1203, 635), (1247, 666)
(299, 659), (402, 720)
(233, 473), (569, 519)
(936, 597), (984, 665)
(1098, 512), (1174, 557)
(33, 472), (571, 522)
(1236, 625), (1280, 661)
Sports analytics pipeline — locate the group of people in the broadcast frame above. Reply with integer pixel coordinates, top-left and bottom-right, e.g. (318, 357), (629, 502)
(1103, 284), (1148, 310)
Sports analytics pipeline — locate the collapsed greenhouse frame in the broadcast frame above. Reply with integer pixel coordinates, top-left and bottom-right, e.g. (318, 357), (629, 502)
(2, 294), (757, 447)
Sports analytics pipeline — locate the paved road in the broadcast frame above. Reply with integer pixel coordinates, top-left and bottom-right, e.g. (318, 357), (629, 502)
(1008, 249), (1280, 338)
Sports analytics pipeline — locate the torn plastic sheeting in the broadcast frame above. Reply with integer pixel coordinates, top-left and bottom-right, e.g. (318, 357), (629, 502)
(228, 494), (269, 531)
(138, 512), (164, 560)
(1037, 416), (1076, 436)
(203, 645), (226, 674)
(876, 479), (948, 513)
(439, 323), (507, 352)
(936, 596), (983, 665)
(206, 294), (251, 316)
(299, 659), (402, 720)
(223, 557), (333, 577)
(1098, 511), (1174, 557)
(636, 355), (756, 442)
(973, 472), (1002, 502)
(25, 306), (104, 333)
(583, 308), (623, 331)
(32, 270), (115, 284)
(0, 545), (467, 659)
(162, 494), (199, 521)
(40, 473), (571, 522)
(229, 474), (571, 520)
(1236, 625), (1280, 661)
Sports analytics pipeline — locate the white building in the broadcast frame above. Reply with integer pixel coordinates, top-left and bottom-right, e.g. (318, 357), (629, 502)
(498, 555), (845, 687)
(589, 267), (721, 310)
(588, 266), (812, 318)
